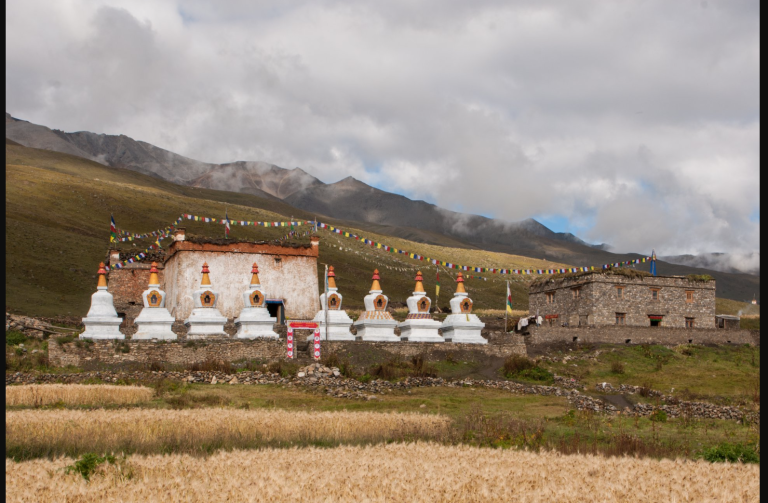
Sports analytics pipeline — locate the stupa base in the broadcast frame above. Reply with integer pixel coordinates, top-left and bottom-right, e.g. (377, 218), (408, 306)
(133, 309), (177, 340)
(312, 310), (354, 340)
(354, 319), (399, 342)
(81, 317), (124, 340)
(184, 308), (228, 338)
(235, 308), (278, 339)
(441, 314), (487, 344)
(398, 319), (444, 342)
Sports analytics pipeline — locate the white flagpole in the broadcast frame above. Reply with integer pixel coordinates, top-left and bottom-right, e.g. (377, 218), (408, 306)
(505, 280), (509, 333)
(324, 264), (329, 341)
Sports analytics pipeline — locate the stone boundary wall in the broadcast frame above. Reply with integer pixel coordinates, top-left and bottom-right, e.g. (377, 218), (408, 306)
(524, 325), (758, 346)
(48, 338), (526, 368)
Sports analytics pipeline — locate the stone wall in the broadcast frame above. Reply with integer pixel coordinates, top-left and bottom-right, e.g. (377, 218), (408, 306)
(48, 338), (526, 368)
(529, 273), (716, 329)
(107, 263), (165, 320)
(524, 325), (757, 347)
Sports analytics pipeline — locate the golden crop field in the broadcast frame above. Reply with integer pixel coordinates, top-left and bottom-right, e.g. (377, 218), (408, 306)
(6, 409), (451, 458)
(5, 384), (154, 407)
(6, 443), (759, 502)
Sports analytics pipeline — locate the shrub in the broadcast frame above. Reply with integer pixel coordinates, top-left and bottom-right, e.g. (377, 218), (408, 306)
(266, 360), (298, 377)
(686, 274), (714, 282)
(5, 331), (27, 346)
(516, 367), (554, 382)
(610, 361), (625, 374)
(702, 443), (759, 464)
(503, 355), (535, 375)
(502, 355), (552, 382)
(649, 409), (667, 422)
(411, 354), (437, 378)
(55, 334), (76, 346)
(65, 453), (116, 481)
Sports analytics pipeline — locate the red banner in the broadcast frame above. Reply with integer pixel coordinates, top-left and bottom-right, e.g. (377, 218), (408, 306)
(289, 322), (319, 329)
(545, 314), (559, 319)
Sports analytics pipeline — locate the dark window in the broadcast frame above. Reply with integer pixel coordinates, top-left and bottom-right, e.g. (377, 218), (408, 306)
(651, 289), (660, 301)
(615, 313), (626, 325)
(685, 318), (695, 329)
(616, 287), (625, 299)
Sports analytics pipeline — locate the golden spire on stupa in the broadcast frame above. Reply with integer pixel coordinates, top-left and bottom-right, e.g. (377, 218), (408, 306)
(455, 272), (466, 294)
(414, 271), (425, 292)
(148, 262), (160, 286)
(250, 263), (260, 285)
(201, 262), (211, 285)
(97, 262), (108, 288)
(371, 269), (381, 291)
(328, 266), (337, 289)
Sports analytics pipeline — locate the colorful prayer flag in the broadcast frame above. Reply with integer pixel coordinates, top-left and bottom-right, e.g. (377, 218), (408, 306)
(110, 215), (117, 243)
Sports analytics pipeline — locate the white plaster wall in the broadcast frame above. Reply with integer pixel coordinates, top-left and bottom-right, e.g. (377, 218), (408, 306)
(163, 251), (319, 321)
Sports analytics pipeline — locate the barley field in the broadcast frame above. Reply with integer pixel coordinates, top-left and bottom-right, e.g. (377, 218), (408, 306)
(5, 443), (759, 502)
(5, 384), (154, 407)
(6, 409), (451, 459)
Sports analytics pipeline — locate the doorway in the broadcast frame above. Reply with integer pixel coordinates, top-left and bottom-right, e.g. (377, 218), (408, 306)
(265, 299), (285, 325)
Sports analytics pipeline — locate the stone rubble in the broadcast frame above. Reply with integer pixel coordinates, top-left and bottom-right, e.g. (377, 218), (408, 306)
(6, 313), (79, 339)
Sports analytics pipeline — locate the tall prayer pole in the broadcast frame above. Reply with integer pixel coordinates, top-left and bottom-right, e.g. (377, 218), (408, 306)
(505, 280), (509, 333)
(324, 264), (329, 341)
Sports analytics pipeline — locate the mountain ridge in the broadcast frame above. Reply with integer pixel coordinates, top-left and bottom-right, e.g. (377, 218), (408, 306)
(6, 113), (758, 291)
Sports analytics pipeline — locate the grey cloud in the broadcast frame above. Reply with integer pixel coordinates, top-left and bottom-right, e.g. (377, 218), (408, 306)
(5, 0), (759, 257)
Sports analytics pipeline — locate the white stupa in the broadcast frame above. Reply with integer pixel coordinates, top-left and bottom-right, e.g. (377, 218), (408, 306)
(440, 272), (487, 344)
(352, 269), (399, 342)
(312, 266), (354, 340)
(80, 262), (124, 339)
(133, 262), (176, 340)
(234, 262), (278, 339)
(184, 262), (228, 338)
(398, 271), (443, 342)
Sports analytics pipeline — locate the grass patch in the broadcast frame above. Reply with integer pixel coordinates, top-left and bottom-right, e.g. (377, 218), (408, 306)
(5, 330), (28, 346)
(502, 355), (554, 383)
(540, 343), (760, 405)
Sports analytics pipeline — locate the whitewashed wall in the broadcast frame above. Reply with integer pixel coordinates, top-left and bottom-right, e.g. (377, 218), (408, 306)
(163, 251), (319, 321)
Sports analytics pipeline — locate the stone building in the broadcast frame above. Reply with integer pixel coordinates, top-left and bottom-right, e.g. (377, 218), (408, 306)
(108, 229), (320, 323)
(528, 270), (716, 329)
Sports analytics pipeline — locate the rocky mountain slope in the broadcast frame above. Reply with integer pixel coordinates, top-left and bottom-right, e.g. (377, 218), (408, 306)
(6, 113), (759, 303)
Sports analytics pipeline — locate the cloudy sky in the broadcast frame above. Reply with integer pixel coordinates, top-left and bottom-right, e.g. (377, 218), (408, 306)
(6, 0), (760, 259)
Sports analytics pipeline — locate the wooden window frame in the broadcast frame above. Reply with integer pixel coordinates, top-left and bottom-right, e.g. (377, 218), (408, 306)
(685, 290), (694, 303)
(650, 288), (660, 301)
(546, 292), (555, 304)
(571, 287), (581, 300)
(616, 286), (625, 300)
(615, 313), (626, 325)
(685, 318), (695, 329)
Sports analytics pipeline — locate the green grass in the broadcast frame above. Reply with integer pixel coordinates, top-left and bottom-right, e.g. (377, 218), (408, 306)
(540, 343), (760, 405)
(6, 143), (559, 318)
(716, 298), (760, 316)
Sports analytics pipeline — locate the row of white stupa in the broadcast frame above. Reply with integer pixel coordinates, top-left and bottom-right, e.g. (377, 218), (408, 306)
(81, 262), (486, 344)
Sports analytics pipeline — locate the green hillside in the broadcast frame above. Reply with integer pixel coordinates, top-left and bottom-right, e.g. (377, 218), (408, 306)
(6, 144), (564, 318)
